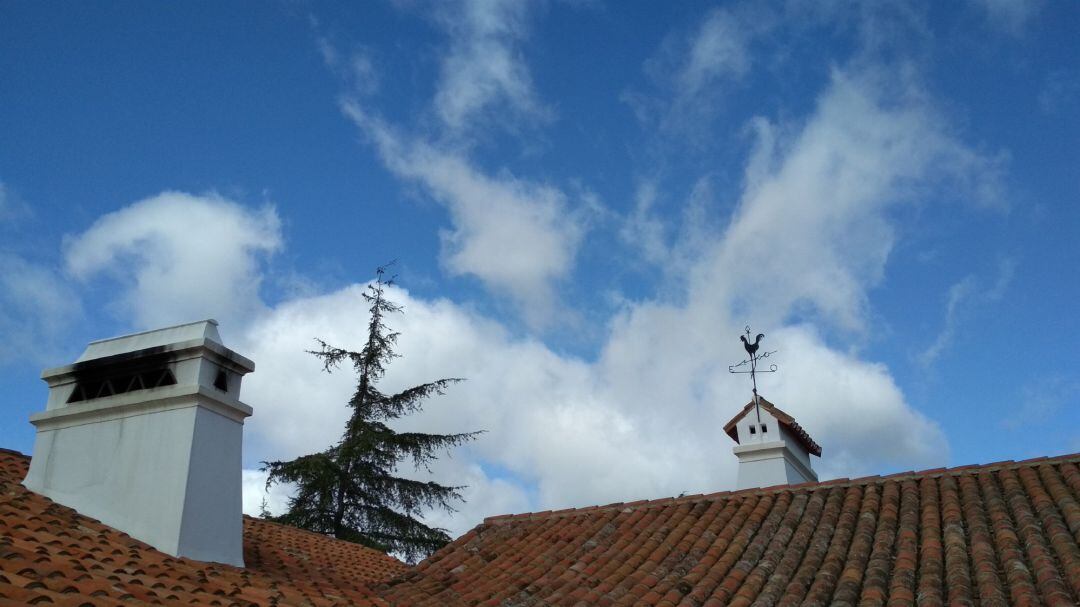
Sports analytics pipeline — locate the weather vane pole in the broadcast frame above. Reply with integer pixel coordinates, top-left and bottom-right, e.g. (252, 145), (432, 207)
(728, 326), (778, 424)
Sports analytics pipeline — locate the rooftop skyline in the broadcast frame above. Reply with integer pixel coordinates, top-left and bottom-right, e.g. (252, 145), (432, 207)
(2, 1), (1078, 535)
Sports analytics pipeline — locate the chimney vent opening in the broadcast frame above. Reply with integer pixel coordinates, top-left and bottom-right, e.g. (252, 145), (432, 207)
(67, 367), (176, 403)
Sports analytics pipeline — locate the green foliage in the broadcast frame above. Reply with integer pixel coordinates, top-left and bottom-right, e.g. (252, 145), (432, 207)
(262, 266), (481, 563)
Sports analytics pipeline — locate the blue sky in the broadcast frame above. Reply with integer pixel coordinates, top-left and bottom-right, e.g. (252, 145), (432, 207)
(2, 1), (1078, 535)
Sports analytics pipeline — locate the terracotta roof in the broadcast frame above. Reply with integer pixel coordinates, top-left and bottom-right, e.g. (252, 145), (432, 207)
(7, 444), (1080, 607)
(383, 452), (1080, 606)
(724, 397), (823, 457)
(0, 448), (406, 607)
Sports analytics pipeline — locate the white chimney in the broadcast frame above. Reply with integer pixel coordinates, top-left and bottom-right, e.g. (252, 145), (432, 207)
(724, 396), (820, 489)
(23, 320), (254, 566)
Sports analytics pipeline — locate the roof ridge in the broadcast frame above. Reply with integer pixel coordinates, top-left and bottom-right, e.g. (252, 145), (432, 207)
(242, 514), (406, 564)
(481, 450), (1080, 526)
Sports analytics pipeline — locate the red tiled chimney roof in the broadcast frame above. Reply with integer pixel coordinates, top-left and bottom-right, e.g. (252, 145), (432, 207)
(724, 396), (823, 457)
(0, 448), (406, 606)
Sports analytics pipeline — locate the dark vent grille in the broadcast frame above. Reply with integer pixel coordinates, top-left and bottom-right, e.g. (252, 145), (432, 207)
(67, 368), (177, 403)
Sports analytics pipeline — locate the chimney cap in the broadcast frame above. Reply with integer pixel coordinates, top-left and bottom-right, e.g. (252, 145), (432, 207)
(724, 396), (822, 457)
(75, 319), (224, 363)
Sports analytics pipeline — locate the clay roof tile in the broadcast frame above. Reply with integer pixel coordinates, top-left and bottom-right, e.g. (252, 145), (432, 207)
(0, 450), (406, 607)
(7, 445), (1080, 606)
(382, 452), (1080, 606)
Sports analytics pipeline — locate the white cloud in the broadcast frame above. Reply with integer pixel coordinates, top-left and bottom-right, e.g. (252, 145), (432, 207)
(677, 8), (754, 98)
(342, 106), (585, 325)
(1002, 375), (1079, 430)
(0, 254), (82, 365)
(919, 276), (977, 367)
(316, 36), (379, 97)
(618, 181), (670, 266)
(241, 468), (294, 518)
(919, 259), (1015, 367)
(323, 2), (577, 324)
(627, 4), (776, 133)
(772, 326), (946, 478)
(1038, 69), (1080, 115)
(0, 180), (31, 223)
(973, 0), (1040, 36)
(695, 68), (1005, 333)
(63, 192), (282, 333)
(619, 176), (719, 275)
(430, 0), (551, 134)
(0, 181), (80, 366)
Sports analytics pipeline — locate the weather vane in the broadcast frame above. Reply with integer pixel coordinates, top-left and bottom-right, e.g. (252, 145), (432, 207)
(728, 326), (778, 423)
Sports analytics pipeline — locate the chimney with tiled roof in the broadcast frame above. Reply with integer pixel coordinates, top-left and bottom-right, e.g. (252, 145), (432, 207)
(724, 396), (821, 489)
(22, 320), (254, 566)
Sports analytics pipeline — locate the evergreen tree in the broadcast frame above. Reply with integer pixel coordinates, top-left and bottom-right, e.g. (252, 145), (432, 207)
(263, 266), (481, 562)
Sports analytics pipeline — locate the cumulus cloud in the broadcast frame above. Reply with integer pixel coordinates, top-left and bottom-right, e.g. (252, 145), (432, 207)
(235, 282), (589, 534)
(241, 468), (294, 518)
(342, 106), (585, 325)
(230, 280), (948, 537)
(233, 282), (703, 532)
(64, 192), (282, 332)
(430, 0), (551, 134)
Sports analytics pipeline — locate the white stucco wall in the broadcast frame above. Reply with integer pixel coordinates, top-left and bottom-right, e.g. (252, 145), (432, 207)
(23, 390), (249, 565)
(176, 406), (245, 564)
(735, 406), (778, 446)
(25, 402), (197, 555)
(731, 403), (818, 490)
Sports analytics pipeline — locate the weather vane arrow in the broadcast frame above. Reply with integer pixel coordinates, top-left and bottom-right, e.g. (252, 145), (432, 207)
(729, 326), (778, 424)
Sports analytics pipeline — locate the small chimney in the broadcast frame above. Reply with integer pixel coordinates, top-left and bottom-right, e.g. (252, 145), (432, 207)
(724, 397), (821, 489)
(23, 320), (254, 566)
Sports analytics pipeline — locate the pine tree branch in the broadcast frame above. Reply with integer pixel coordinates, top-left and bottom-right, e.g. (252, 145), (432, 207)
(368, 378), (464, 419)
(387, 430), (486, 471)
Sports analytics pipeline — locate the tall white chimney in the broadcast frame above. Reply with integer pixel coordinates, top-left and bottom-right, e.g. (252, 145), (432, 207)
(23, 320), (254, 566)
(724, 396), (821, 489)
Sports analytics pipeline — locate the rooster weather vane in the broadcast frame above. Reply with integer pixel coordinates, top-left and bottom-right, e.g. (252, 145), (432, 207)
(728, 326), (778, 423)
